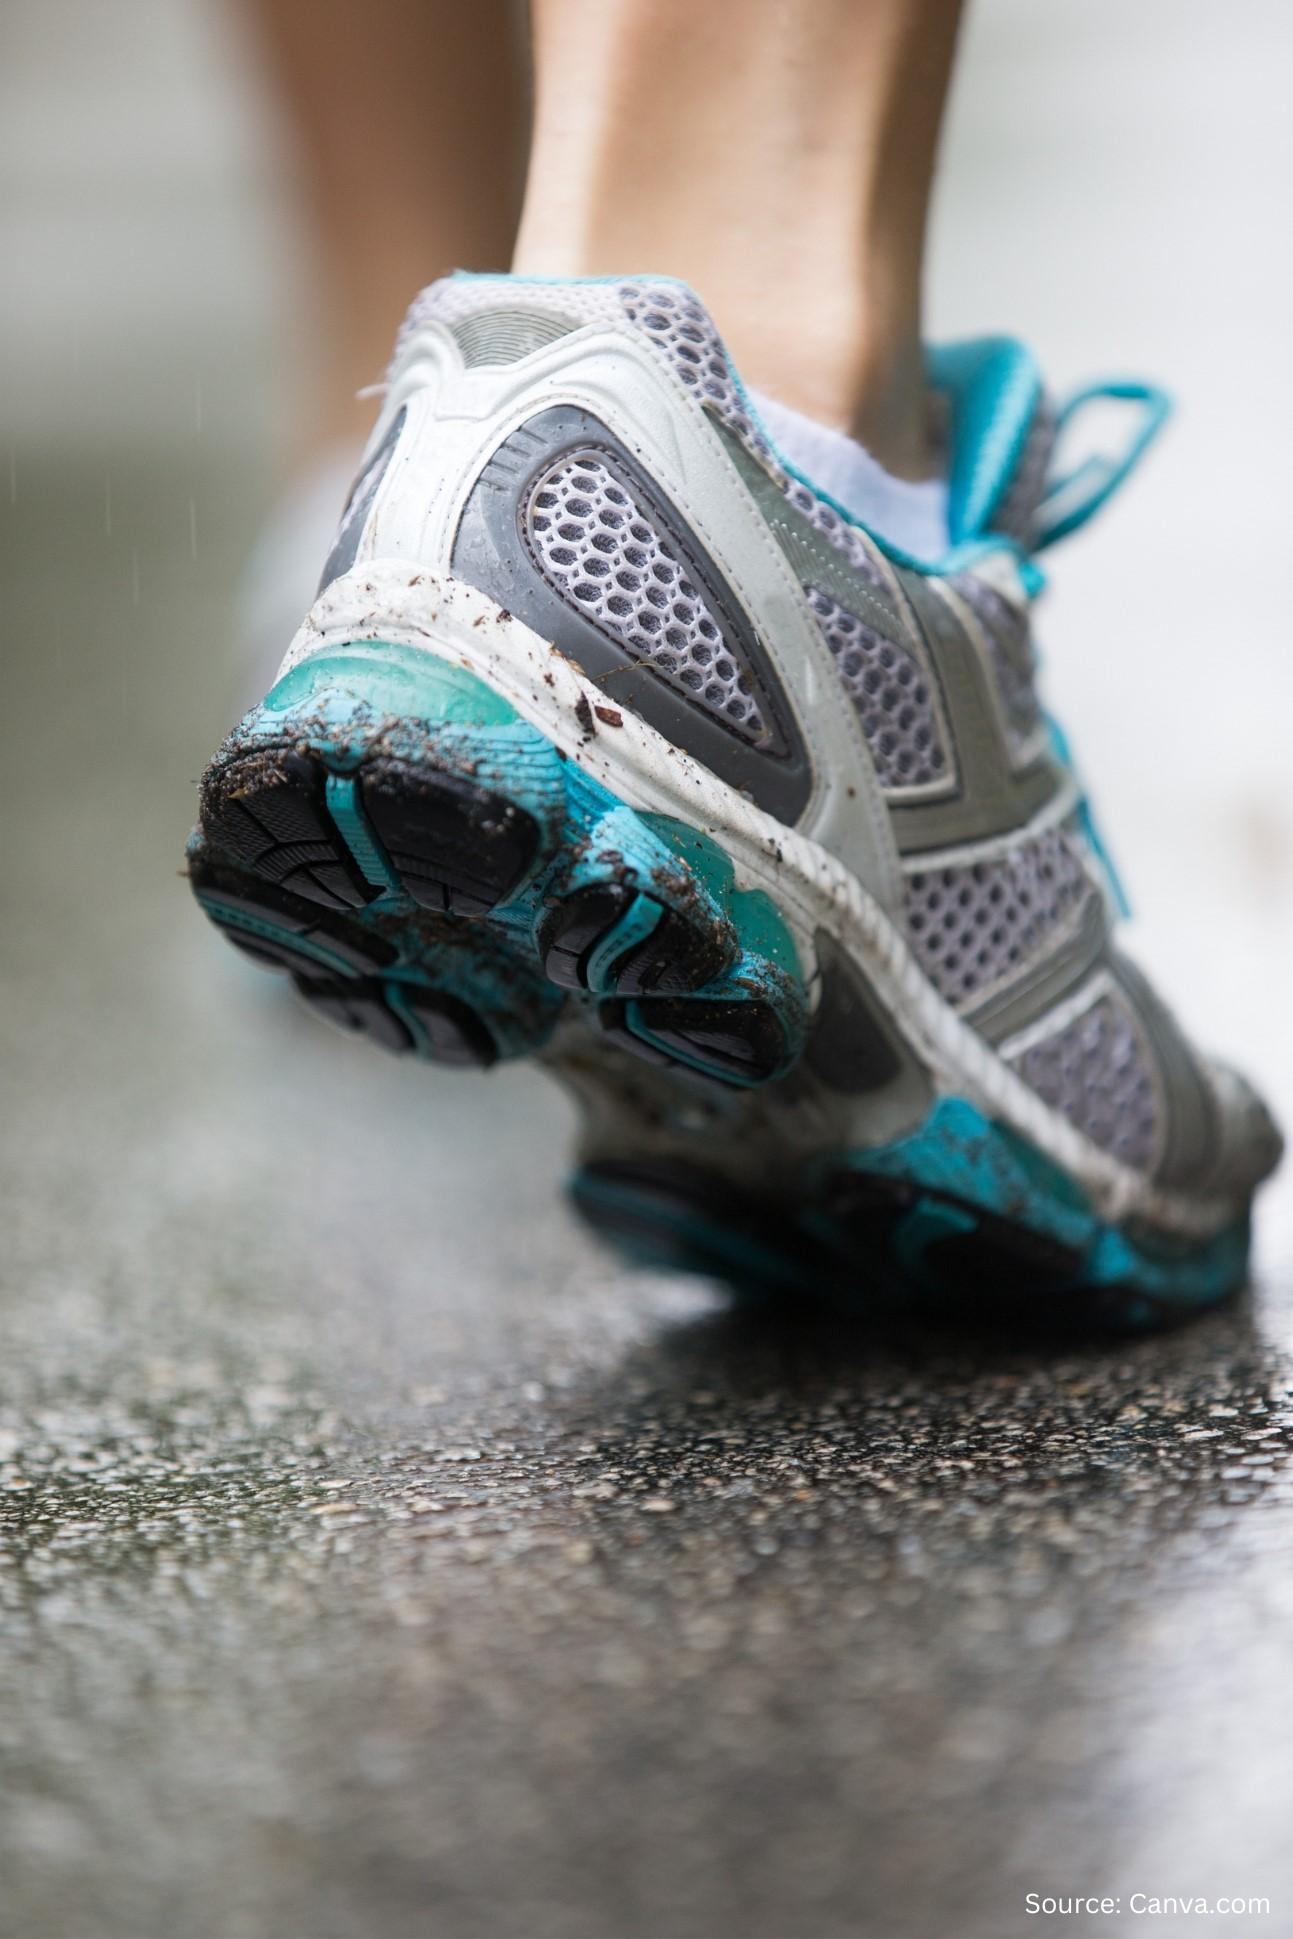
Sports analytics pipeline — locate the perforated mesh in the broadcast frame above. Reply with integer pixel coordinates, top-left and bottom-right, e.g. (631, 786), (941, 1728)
(807, 588), (949, 789)
(1011, 989), (1162, 1172)
(782, 482), (890, 588)
(954, 575), (1044, 758)
(905, 827), (1091, 1007)
(618, 282), (769, 452)
(399, 278), (897, 589)
(526, 453), (766, 738)
(617, 281), (891, 589)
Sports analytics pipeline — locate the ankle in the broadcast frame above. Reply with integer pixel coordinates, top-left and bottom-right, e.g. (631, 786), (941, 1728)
(731, 300), (938, 484)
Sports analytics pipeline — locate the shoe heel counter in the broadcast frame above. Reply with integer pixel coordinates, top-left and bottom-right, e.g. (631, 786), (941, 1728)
(303, 278), (905, 917)
(320, 282), (657, 588)
(352, 280), (814, 824)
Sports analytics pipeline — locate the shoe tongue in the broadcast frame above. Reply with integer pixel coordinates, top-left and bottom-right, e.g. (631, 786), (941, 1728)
(928, 338), (1055, 547)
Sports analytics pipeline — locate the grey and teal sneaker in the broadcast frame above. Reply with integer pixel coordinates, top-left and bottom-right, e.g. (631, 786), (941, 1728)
(188, 274), (1281, 1326)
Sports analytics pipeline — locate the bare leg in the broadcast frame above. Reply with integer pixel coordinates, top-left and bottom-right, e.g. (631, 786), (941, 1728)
(247, 0), (528, 456)
(514, 0), (962, 479)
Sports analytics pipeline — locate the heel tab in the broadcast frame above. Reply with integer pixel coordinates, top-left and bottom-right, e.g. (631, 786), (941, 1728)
(392, 271), (727, 379)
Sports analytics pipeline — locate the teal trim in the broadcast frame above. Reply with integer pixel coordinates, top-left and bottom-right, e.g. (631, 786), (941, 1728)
(323, 774), (401, 893)
(582, 893), (663, 994)
(204, 621), (1249, 1318)
(262, 642), (521, 730)
(849, 1096), (1096, 1249)
(927, 338), (1045, 544)
(1086, 1219), (1250, 1307)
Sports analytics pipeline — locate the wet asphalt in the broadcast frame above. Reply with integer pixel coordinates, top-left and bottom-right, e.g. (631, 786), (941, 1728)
(4, 459), (1293, 1939)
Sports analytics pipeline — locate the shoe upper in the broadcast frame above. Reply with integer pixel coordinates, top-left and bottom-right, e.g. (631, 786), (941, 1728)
(316, 271), (1281, 1207)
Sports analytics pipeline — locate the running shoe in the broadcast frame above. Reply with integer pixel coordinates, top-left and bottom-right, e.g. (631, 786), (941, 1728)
(187, 275), (1281, 1325)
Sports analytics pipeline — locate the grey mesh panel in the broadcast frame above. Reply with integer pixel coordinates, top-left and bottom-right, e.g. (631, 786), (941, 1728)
(954, 575), (1044, 759)
(905, 826), (1092, 1008)
(806, 588), (949, 789)
(1010, 987), (1162, 1173)
(526, 453), (766, 738)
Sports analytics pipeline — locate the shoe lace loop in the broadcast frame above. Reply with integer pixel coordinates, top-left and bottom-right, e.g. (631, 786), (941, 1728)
(1033, 380), (1172, 551)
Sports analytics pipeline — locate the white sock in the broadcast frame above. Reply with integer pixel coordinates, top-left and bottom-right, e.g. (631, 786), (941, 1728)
(749, 388), (948, 560)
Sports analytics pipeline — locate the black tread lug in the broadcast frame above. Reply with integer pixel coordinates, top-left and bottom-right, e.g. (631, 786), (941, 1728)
(923, 1208), (1085, 1296)
(821, 1170), (918, 1219)
(222, 931), (308, 975)
(291, 976), (497, 1068)
(400, 988), (499, 1069)
(296, 980), (413, 1053)
(607, 996), (789, 1083)
(359, 760), (539, 916)
(537, 885), (634, 989)
(597, 1000), (676, 1069)
(612, 907), (732, 997)
(200, 748), (373, 912)
(191, 871), (396, 975)
(819, 1170), (915, 1260)
(539, 888), (732, 996)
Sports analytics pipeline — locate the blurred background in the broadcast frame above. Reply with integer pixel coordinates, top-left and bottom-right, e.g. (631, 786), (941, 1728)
(3, 4), (1293, 1936)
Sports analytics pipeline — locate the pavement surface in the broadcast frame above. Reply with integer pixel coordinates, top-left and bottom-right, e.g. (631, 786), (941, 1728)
(3, 458), (1293, 1939)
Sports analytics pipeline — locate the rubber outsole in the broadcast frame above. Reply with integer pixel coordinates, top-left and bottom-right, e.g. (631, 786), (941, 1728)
(189, 640), (1251, 1322)
(571, 1095), (1253, 1331)
(191, 642), (805, 1084)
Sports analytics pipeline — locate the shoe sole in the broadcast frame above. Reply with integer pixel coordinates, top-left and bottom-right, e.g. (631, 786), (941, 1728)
(189, 622), (1252, 1324)
(192, 641), (805, 1084)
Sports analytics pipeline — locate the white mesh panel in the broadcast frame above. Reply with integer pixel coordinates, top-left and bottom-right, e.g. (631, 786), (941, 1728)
(955, 575), (1044, 759)
(1010, 988), (1162, 1172)
(905, 827), (1092, 1007)
(807, 588), (950, 789)
(526, 454), (766, 738)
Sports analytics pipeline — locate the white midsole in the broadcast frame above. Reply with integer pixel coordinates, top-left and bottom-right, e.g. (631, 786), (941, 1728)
(281, 562), (1236, 1241)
